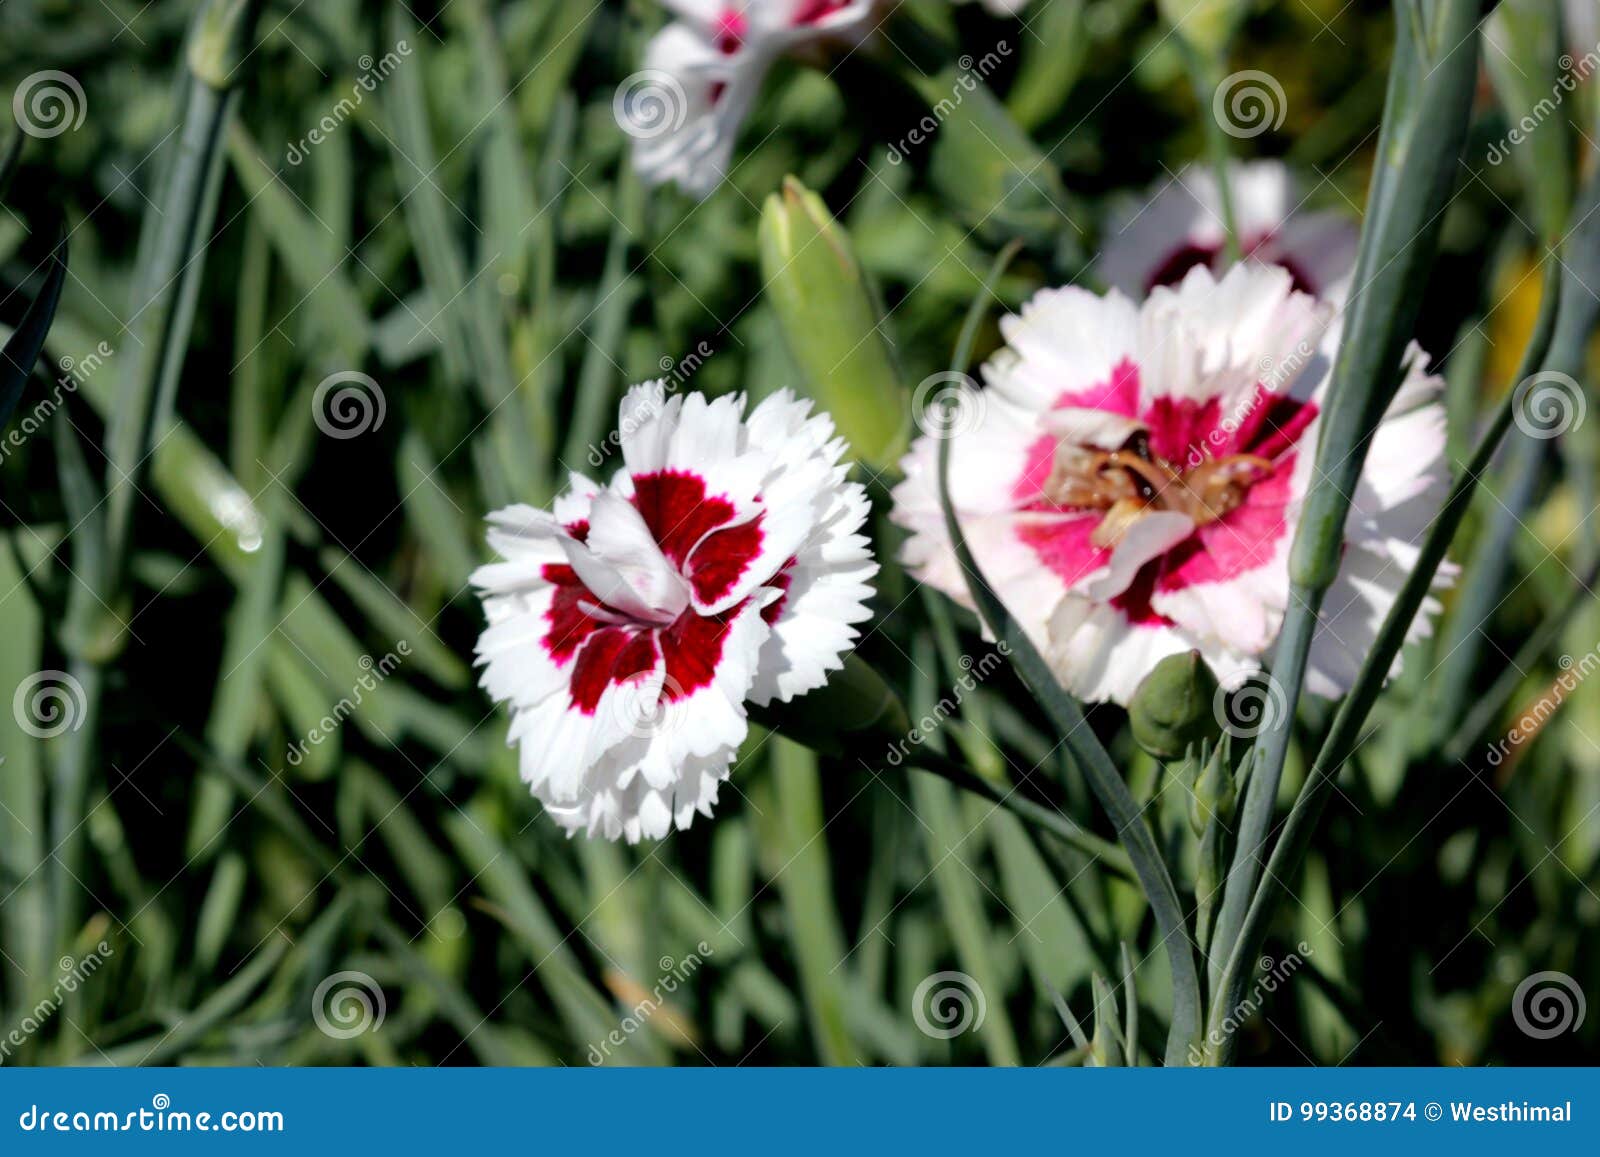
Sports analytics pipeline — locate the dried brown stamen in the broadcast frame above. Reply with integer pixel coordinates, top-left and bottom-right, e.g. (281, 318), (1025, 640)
(1042, 428), (1273, 547)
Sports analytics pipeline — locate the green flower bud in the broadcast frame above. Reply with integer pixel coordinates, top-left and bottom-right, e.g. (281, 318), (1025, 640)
(1128, 650), (1221, 761)
(1188, 734), (1237, 840)
(758, 176), (908, 469)
(1191, 736), (1237, 956)
(1088, 974), (1125, 1067)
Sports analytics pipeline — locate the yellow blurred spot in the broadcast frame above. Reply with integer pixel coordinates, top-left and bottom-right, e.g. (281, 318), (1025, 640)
(1486, 250), (1546, 393)
(603, 969), (701, 1050)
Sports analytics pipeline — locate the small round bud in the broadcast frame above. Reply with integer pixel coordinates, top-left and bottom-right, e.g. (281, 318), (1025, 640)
(1128, 650), (1221, 760)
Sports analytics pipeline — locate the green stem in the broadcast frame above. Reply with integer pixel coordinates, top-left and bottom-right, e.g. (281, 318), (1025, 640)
(907, 747), (1135, 881)
(53, 0), (263, 955)
(1206, 603), (1313, 995)
(1189, 48), (1241, 261)
(1207, 0), (1483, 999)
(102, 71), (234, 595)
(934, 245), (1203, 1065)
(1443, 561), (1600, 765)
(46, 658), (99, 952)
(1207, 252), (1564, 1064)
(1426, 430), (1545, 741)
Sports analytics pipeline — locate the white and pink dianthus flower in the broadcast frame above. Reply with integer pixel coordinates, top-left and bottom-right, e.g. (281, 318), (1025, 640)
(629, 1), (879, 195)
(892, 263), (1452, 705)
(1100, 161), (1358, 305)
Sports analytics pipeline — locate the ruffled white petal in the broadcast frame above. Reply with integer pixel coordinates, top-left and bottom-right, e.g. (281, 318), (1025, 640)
(992, 288), (1142, 411)
(541, 599), (770, 842)
(1046, 596), (1258, 706)
(1306, 347), (1453, 695)
(634, 2), (879, 195)
(745, 390), (878, 704)
(632, 25), (773, 197)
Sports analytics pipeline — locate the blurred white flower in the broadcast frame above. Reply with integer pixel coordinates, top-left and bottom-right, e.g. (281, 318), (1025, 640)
(892, 264), (1451, 705)
(1567, 0), (1599, 61)
(474, 385), (876, 842)
(1099, 160), (1358, 304)
(633, 1), (879, 195)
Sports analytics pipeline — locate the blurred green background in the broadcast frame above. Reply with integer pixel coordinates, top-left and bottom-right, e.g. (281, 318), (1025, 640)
(0, 0), (1595, 1066)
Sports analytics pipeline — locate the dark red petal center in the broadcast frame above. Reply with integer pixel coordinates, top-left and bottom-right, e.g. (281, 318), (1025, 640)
(539, 470), (779, 716)
(631, 469), (765, 605)
(715, 9), (747, 52)
(1145, 234), (1318, 297)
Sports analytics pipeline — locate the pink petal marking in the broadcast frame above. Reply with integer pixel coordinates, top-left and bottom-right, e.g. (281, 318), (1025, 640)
(1005, 353), (1321, 611)
(1142, 396), (1223, 465)
(542, 563), (604, 667)
(658, 606), (740, 703)
(569, 626), (661, 713)
(714, 8), (747, 52)
(1156, 465), (1294, 589)
(760, 557), (799, 625)
(1227, 393), (1318, 462)
(791, 0), (850, 27)
(1059, 357), (1142, 416)
(1005, 360), (1144, 587)
(630, 469), (766, 606)
(1110, 567), (1171, 627)
(1016, 513), (1110, 590)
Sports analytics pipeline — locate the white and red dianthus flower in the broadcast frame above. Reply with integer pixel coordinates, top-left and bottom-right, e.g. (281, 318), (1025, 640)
(475, 384), (876, 841)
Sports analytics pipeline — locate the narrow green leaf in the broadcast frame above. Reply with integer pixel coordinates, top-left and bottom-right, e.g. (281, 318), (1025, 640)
(1208, 244), (1567, 1064)
(0, 224), (66, 430)
(1214, 2), (1485, 989)
(223, 122), (369, 359)
(756, 736), (858, 1065)
(909, 635), (1021, 1065)
(933, 244), (1203, 1064)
